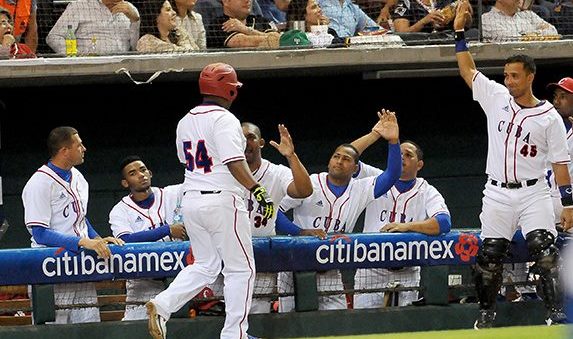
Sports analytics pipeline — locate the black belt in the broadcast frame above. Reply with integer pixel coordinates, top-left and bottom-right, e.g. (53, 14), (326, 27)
(490, 179), (538, 189)
(200, 190), (221, 195)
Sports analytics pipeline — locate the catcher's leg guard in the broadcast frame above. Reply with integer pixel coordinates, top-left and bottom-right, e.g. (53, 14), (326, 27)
(474, 238), (510, 311)
(526, 230), (565, 321)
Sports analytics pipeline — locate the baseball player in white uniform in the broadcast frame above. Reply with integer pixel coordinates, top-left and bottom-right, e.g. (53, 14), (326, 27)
(547, 78), (573, 226)
(351, 138), (451, 308)
(277, 110), (402, 311)
(455, 6), (573, 328)
(146, 63), (274, 339)
(108, 155), (187, 320)
(241, 122), (319, 314)
(22, 126), (124, 324)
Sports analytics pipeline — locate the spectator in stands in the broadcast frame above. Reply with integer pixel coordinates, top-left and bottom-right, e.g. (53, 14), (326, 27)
(349, 134), (452, 308)
(277, 110), (401, 311)
(173, 0), (207, 49)
(108, 155), (187, 320)
(317, 0), (380, 37)
(392, 0), (472, 33)
(0, 0), (37, 52)
(46, 0), (140, 55)
(195, 0), (263, 32)
(0, 6), (35, 58)
(22, 126), (124, 324)
(206, 0), (281, 48)
(259, 0), (289, 24)
(137, 0), (199, 52)
(481, 0), (558, 41)
(286, 0), (330, 28)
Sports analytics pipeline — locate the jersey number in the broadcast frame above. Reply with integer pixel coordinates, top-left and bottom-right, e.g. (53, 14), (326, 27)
(254, 216), (268, 228)
(519, 144), (537, 157)
(183, 140), (213, 173)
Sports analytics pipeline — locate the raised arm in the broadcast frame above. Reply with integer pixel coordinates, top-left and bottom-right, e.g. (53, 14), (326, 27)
(372, 110), (401, 198)
(269, 124), (313, 199)
(454, 0), (477, 89)
(350, 109), (391, 155)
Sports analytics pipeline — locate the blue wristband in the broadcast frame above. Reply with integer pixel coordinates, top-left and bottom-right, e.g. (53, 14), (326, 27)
(560, 185), (573, 206)
(455, 39), (469, 53)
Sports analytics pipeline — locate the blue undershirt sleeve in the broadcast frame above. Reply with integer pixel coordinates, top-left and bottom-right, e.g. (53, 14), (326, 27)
(31, 226), (81, 252)
(275, 210), (302, 236)
(85, 218), (100, 239)
(435, 213), (452, 234)
(373, 142), (402, 198)
(119, 224), (171, 243)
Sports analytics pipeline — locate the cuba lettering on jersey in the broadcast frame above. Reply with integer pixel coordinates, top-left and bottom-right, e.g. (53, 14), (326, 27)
(176, 104), (246, 194)
(22, 165), (90, 247)
(473, 72), (570, 183)
(280, 172), (377, 233)
(244, 159), (293, 236)
(109, 186), (178, 240)
(363, 178), (450, 233)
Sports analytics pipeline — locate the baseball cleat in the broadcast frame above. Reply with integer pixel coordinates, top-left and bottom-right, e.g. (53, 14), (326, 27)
(546, 309), (567, 325)
(473, 309), (495, 330)
(146, 301), (167, 339)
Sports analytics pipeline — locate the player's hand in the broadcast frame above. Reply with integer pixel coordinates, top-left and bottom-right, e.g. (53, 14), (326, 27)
(79, 238), (113, 259)
(251, 184), (275, 219)
(170, 223), (187, 240)
(269, 124), (295, 159)
(300, 229), (327, 239)
(561, 208), (573, 231)
(373, 109), (399, 143)
(102, 236), (125, 246)
(380, 222), (409, 233)
(454, 0), (470, 30)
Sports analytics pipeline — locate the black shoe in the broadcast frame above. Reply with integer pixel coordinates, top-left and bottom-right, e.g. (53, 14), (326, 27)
(546, 309), (567, 325)
(474, 309), (496, 330)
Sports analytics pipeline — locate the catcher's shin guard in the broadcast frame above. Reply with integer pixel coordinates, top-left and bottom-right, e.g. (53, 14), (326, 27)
(526, 230), (564, 313)
(474, 238), (510, 310)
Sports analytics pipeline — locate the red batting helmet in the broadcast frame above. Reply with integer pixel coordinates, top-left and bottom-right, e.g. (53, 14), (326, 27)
(198, 63), (243, 102)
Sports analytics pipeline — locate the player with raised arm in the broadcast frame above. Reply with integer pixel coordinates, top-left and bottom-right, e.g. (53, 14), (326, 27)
(454, 1), (573, 328)
(350, 128), (451, 308)
(277, 110), (402, 311)
(146, 63), (273, 339)
(22, 126), (124, 324)
(242, 122), (324, 313)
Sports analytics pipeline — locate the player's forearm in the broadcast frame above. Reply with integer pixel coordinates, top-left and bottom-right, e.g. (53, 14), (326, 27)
(119, 224), (171, 243)
(373, 142), (401, 198)
(404, 218), (441, 235)
(32, 226), (81, 252)
(553, 163), (572, 187)
(286, 153), (313, 198)
(351, 131), (380, 155)
(227, 159), (258, 190)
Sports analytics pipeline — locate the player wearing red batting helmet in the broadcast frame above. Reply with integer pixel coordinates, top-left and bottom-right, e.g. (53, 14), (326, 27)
(199, 62), (243, 103)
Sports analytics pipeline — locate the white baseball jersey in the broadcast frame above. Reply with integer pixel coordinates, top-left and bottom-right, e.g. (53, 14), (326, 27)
(353, 163), (450, 308)
(22, 164), (99, 323)
(279, 171), (379, 311)
(109, 186), (180, 240)
(280, 172), (378, 233)
(473, 71), (570, 182)
(153, 103), (255, 339)
(109, 185), (183, 320)
(245, 159), (293, 237)
(473, 72), (570, 240)
(176, 104), (246, 195)
(22, 164), (90, 247)
(548, 126), (573, 225)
